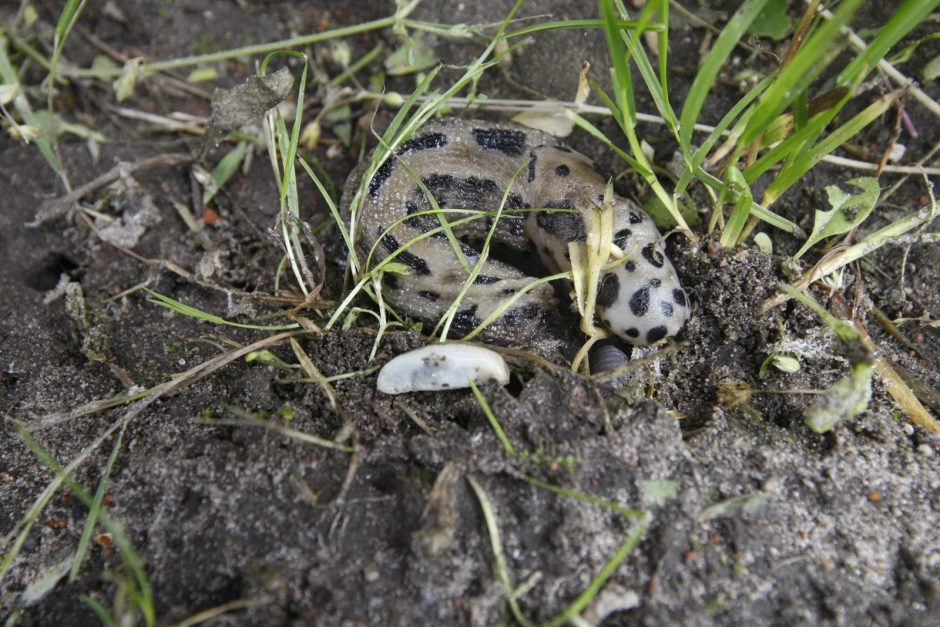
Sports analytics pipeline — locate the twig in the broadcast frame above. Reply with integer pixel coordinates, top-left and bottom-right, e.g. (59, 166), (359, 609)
(27, 152), (193, 227)
(822, 154), (940, 176)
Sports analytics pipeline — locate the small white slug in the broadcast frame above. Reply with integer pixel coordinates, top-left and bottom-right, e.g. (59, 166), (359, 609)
(376, 344), (510, 394)
(343, 118), (689, 346)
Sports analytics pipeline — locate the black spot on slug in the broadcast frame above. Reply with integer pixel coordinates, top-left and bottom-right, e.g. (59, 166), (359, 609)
(397, 132), (448, 155)
(458, 244), (482, 265)
(403, 200), (432, 230)
(596, 273), (620, 309)
(501, 287), (517, 295)
(380, 231), (432, 275)
(673, 289), (687, 306)
(474, 275), (501, 285)
(423, 173), (456, 192)
(624, 260), (637, 272)
(451, 305), (482, 335)
(501, 303), (545, 326)
(629, 287), (650, 317)
(369, 159), (394, 198)
(503, 195), (529, 236)
(465, 177), (498, 192)
(613, 228), (632, 248)
(650, 278), (662, 288)
(403, 200), (420, 222)
(504, 216), (526, 236)
(536, 200), (586, 241)
(419, 290), (440, 301)
(646, 326), (668, 343)
(555, 164), (570, 177)
(403, 201), (448, 239)
(473, 128), (527, 156)
(661, 301), (674, 317)
(426, 175), (505, 211)
(625, 328), (639, 338)
(383, 274), (400, 290)
(629, 212), (643, 224)
(527, 152), (537, 182)
(641, 243), (665, 268)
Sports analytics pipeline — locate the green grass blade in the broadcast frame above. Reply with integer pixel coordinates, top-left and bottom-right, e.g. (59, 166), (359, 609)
(144, 289), (301, 331)
(674, 74), (773, 198)
(80, 595), (115, 626)
(202, 142), (248, 205)
(743, 104), (843, 184)
(542, 522), (648, 627)
(70, 419), (130, 581)
(16, 427), (155, 626)
(657, 0), (669, 109)
(0, 470), (63, 583)
(762, 90), (898, 205)
(467, 476), (532, 627)
(469, 380), (515, 456)
(719, 166), (753, 248)
(344, 66), (441, 277)
(337, 0), (526, 331)
(597, 1), (693, 236)
(503, 18), (663, 39)
(740, 0), (862, 147)
(298, 156), (355, 260)
(599, 0), (635, 128)
(837, 0), (940, 86)
(615, 0), (678, 135)
(279, 57), (310, 296)
(48, 0), (88, 109)
(524, 476), (647, 519)
(678, 0), (770, 152)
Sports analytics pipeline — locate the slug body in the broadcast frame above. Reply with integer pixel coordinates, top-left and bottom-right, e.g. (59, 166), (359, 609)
(343, 118), (689, 346)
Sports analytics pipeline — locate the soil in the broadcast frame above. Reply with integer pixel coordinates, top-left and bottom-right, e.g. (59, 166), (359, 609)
(2, 1), (939, 625)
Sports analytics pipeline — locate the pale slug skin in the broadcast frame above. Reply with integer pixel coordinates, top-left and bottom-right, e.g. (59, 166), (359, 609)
(342, 118), (689, 346)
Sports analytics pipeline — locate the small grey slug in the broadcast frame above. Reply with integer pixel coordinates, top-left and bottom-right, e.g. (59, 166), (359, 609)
(342, 118), (689, 346)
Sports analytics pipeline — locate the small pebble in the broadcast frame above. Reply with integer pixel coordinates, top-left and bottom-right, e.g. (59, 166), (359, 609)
(376, 344), (510, 394)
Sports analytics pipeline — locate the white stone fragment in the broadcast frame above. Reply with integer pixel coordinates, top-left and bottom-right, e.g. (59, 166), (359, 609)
(376, 344), (510, 394)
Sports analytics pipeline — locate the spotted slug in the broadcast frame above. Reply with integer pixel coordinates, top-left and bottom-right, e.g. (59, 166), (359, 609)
(342, 118), (689, 346)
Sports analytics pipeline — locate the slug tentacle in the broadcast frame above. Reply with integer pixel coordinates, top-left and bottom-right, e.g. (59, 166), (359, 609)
(341, 118), (689, 346)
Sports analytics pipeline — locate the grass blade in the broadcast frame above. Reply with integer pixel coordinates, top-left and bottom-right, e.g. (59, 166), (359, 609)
(762, 90), (899, 205)
(145, 289), (300, 331)
(48, 0), (88, 109)
(740, 0), (862, 147)
(69, 419), (130, 581)
(837, 0), (940, 86)
(467, 476), (532, 626)
(678, 0), (770, 152)
(675, 74), (773, 198)
(469, 380), (515, 456)
(16, 427), (155, 626)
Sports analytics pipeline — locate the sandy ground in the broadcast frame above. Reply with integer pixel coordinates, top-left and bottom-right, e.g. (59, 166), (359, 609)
(1, 1), (939, 624)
